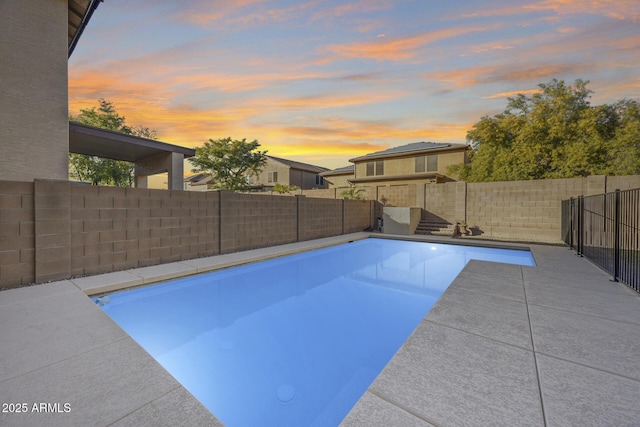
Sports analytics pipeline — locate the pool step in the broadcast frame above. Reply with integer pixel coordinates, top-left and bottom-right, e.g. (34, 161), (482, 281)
(415, 218), (454, 235)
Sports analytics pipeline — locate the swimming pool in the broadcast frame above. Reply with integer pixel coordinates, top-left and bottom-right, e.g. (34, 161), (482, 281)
(96, 238), (534, 426)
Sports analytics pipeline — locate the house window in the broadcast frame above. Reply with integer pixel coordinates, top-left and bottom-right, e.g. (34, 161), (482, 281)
(427, 155), (438, 172)
(366, 162), (375, 176)
(268, 171), (278, 183)
(366, 161), (384, 176)
(415, 156), (425, 173)
(315, 175), (324, 186)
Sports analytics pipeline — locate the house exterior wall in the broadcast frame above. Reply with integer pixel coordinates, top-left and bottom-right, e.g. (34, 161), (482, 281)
(253, 158), (291, 187)
(0, 0), (69, 182)
(289, 169), (327, 189)
(353, 149), (467, 184)
(184, 182), (210, 191)
(324, 173), (353, 188)
(252, 158), (327, 190)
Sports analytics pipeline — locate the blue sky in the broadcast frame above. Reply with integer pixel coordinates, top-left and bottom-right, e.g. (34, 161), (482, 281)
(69, 0), (640, 169)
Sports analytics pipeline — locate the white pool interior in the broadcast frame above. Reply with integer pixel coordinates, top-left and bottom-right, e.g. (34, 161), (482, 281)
(96, 238), (535, 426)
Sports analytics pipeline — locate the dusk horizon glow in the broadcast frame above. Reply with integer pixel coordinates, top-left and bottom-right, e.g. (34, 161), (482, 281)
(68, 0), (640, 170)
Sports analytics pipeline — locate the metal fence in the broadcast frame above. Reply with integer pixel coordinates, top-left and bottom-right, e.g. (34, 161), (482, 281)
(561, 188), (639, 293)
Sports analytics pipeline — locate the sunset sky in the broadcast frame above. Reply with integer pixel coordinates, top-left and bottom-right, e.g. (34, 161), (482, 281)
(69, 0), (640, 170)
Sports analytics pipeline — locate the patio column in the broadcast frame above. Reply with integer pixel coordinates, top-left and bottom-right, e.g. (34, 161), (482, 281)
(135, 152), (185, 190)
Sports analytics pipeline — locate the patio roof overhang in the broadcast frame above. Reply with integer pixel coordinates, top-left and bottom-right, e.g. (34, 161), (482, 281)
(69, 122), (196, 190)
(69, 122), (194, 162)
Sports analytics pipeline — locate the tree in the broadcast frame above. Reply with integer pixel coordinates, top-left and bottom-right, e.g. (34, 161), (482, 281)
(452, 79), (640, 182)
(69, 99), (157, 186)
(188, 137), (268, 191)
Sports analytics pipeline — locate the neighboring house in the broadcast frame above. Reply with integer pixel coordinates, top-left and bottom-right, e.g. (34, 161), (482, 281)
(250, 156), (329, 190)
(321, 142), (468, 188)
(183, 173), (214, 191)
(320, 165), (354, 188)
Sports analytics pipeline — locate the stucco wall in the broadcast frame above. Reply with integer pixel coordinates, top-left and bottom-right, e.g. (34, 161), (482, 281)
(254, 159), (290, 187)
(0, 0), (69, 181)
(324, 173), (352, 189)
(353, 150), (466, 182)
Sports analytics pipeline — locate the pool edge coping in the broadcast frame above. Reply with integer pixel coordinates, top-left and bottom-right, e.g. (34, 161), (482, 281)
(74, 232), (537, 297)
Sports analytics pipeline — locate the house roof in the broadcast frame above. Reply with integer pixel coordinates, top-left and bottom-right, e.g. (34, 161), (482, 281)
(184, 174), (213, 185)
(320, 165), (355, 176)
(267, 156), (330, 174)
(349, 141), (467, 162)
(69, 122), (195, 162)
(68, 0), (103, 57)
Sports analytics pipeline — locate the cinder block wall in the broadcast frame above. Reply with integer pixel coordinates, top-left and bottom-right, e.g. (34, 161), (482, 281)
(69, 185), (219, 278)
(377, 185), (414, 207)
(344, 200), (373, 233)
(0, 181), (35, 288)
(220, 192), (297, 254)
(300, 188), (336, 199)
(35, 180), (71, 283)
(424, 182), (459, 222)
(0, 180), (373, 289)
(607, 175), (640, 191)
(419, 175), (640, 243)
(4, 176), (638, 288)
(298, 197), (343, 241)
(465, 178), (592, 242)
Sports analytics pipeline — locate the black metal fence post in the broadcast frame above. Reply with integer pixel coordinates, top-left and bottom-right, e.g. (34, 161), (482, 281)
(569, 197), (574, 249)
(577, 195), (583, 257)
(613, 189), (620, 282)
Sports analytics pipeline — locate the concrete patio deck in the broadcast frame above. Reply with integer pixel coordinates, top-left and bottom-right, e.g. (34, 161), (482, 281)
(1, 233), (639, 426)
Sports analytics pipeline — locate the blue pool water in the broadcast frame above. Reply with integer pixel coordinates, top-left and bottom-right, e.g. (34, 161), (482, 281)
(97, 238), (534, 426)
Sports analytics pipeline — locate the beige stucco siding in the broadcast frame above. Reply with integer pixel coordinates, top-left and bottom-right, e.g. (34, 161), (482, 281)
(253, 159), (290, 186)
(290, 169), (321, 189)
(0, 0), (69, 181)
(252, 158), (327, 189)
(325, 173), (353, 188)
(354, 150), (466, 180)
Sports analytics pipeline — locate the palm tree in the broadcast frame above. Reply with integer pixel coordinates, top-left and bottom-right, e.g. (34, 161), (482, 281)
(340, 186), (365, 200)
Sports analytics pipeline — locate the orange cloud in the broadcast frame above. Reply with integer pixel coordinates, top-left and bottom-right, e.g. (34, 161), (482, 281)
(456, 0), (639, 21)
(527, 0), (640, 21)
(262, 91), (406, 110)
(179, 0), (322, 29)
(426, 62), (597, 88)
(321, 26), (492, 62)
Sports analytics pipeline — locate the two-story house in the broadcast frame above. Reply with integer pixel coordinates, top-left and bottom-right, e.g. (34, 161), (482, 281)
(322, 142), (468, 188)
(250, 156), (329, 190)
